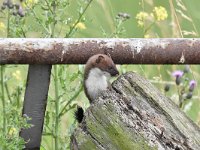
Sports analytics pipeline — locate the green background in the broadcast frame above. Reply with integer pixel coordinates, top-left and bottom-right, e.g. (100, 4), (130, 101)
(0, 0), (200, 149)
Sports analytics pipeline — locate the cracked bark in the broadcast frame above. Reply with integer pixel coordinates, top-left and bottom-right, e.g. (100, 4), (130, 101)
(70, 72), (200, 150)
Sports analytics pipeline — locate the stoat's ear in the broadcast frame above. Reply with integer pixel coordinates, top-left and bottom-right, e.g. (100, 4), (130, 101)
(104, 50), (111, 58)
(107, 53), (111, 58)
(96, 55), (104, 64)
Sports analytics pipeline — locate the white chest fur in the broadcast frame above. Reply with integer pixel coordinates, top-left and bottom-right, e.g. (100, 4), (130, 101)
(85, 68), (110, 100)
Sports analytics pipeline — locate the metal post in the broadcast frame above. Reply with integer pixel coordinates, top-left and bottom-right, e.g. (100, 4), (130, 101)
(20, 65), (52, 150)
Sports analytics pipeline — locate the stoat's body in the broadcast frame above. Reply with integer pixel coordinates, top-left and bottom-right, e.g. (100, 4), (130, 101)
(84, 54), (119, 103)
(74, 54), (119, 123)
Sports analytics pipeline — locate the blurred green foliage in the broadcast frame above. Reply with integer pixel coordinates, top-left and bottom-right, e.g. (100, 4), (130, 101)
(0, 0), (200, 149)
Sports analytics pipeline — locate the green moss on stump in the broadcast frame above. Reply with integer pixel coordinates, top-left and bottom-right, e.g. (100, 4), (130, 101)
(79, 101), (156, 150)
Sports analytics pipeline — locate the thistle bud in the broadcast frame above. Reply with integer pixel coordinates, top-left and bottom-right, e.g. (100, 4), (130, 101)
(8, 4), (13, 9)
(117, 12), (131, 20)
(7, 0), (13, 9)
(186, 92), (193, 99)
(183, 65), (190, 73)
(175, 76), (181, 85)
(3, 0), (8, 6)
(1, 5), (6, 10)
(14, 4), (20, 9)
(12, 11), (17, 16)
(189, 80), (196, 92)
(164, 84), (170, 92)
(17, 6), (25, 17)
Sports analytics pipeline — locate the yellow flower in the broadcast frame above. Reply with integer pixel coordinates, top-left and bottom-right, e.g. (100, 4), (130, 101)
(8, 127), (17, 136)
(0, 22), (6, 31)
(153, 6), (168, 21)
(144, 34), (150, 38)
(75, 22), (86, 30)
(12, 70), (21, 80)
(135, 12), (149, 27)
(22, 0), (38, 8)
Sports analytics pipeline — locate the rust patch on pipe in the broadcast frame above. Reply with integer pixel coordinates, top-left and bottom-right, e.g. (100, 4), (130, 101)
(1, 38), (200, 64)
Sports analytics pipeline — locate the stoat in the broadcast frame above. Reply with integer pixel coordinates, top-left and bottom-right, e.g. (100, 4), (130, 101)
(75, 54), (119, 123)
(84, 54), (119, 103)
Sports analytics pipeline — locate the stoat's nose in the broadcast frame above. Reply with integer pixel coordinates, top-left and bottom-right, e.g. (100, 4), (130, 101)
(115, 70), (119, 76)
(110, 69), (119, 77)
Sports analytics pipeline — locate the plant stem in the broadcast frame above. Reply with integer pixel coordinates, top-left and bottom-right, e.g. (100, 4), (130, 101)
(44, 0), (54, 14)
(5, 82), (12, 104)
(65, 0), (93, 38)
(51, 1), (57, 38)
(59, 85), (83, 117)
(144, 21), (155, 36)
(169, 0), (183, 37)
(1, 7), (11, 136)
(17, 86), (20, 108)
(54, 65), (59, 150)
(6, 9), (10, 37)
(20, 27), (26, 38)
(177, 85), (183, 108)
(50, 1), (59, 149)
(1, 66), (6, 135)
(31, 8), (50, 34)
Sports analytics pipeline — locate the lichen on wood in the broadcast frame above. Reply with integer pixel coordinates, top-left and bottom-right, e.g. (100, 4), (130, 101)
(71, 72), (200, 150)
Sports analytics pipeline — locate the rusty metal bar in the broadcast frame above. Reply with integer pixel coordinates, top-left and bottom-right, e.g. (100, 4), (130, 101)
(0, 38), (200, 64)
(20, 65), (52, 150)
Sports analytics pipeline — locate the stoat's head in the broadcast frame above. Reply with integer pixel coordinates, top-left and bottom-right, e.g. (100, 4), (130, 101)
(85, 54), (119, 78)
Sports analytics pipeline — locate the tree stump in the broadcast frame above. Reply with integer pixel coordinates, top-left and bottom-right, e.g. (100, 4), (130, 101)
(70, 72), (200, 150)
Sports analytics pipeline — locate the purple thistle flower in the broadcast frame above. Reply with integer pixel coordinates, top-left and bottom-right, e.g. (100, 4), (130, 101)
(172, 70), (184, 85)
(172, 70), (184, 78)
(189, 80), (196, 92)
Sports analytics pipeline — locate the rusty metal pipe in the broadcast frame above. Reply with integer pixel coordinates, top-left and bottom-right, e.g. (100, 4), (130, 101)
(0, 38), (200, 64)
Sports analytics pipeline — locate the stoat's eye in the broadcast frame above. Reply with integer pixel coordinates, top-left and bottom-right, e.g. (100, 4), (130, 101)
(108, 66), (113, 70)
(107, 65), (119, 76)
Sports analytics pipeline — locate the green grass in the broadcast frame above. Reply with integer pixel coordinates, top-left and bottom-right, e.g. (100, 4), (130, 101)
(0, 0), (200, 149)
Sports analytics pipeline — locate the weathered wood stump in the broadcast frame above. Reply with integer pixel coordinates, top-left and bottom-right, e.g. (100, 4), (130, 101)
(70, 72), (200, 150)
